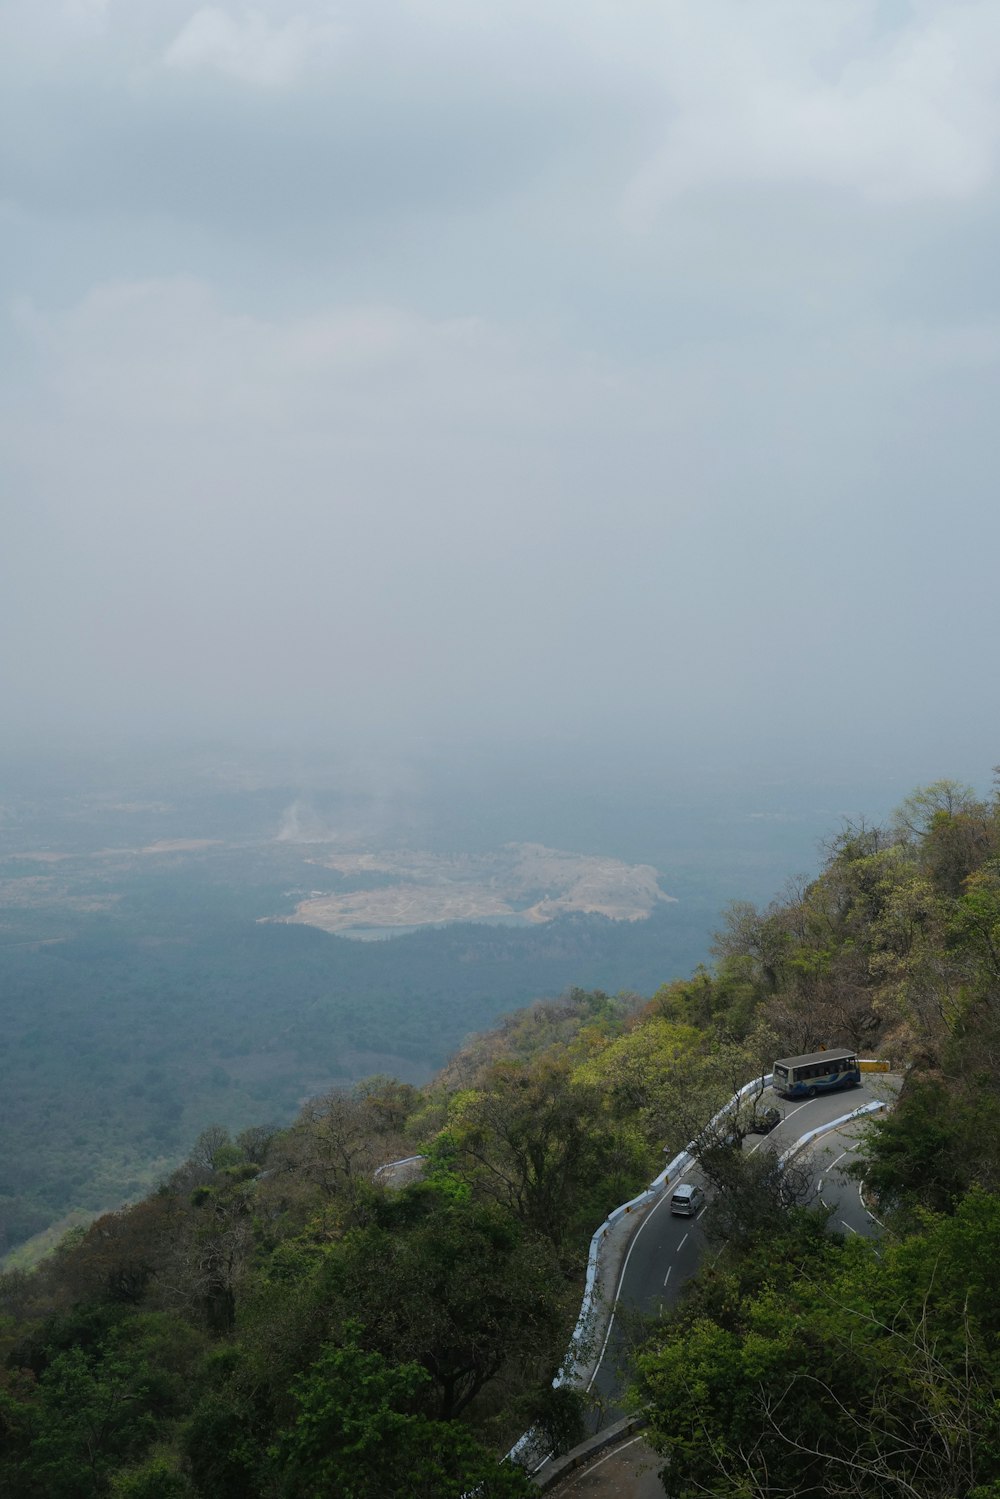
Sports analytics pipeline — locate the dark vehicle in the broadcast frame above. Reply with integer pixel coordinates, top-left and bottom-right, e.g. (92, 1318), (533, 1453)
(747, 1106), (781, 1134)
(694, 1123), (742, 1153)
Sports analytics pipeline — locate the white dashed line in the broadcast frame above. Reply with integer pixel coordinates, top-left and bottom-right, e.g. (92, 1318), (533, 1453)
(585, 1179), (676, 1393)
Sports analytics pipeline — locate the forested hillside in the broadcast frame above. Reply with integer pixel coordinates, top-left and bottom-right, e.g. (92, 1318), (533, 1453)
(0, 901), (700, 1261)
(636, 775), (1000, 1498)
(2, 777), (1000, 1496)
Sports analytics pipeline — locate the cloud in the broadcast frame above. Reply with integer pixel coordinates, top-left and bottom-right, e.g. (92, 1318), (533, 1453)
(163, 6), (339, 87)
(11, 278), (587, 452)
(6, 1), (1000, 258)
(3, 279), (656, 739)
(60, 0), (111, 28)
(624, 1), (1000, 222)
(3, 2), (1000, 770)
(6, 270), (1000, 756)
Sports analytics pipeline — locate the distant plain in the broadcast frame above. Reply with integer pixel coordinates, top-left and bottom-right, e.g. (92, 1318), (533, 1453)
(0, 745), (914, 1262)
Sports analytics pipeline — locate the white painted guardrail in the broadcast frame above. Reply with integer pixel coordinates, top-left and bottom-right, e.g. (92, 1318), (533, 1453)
(372, 1153), (425, 1181)
(777, 1097), (888, 1168)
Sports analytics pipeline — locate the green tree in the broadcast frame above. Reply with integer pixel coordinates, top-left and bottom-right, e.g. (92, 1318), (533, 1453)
(16, 1347), (161, 1498)
(636, 1191), (1000, 1499)
(271, 1336), (535, 1498)
(317, 1186), (565, 1421)
(951, 866), (1000, 982)
(443, 1057), (643, 1252)
(861, 1078), (975, 1215)
(572, 1016), (700, 1145)
(183, 1378), (270, 1499)
(109, 1455), (193, 1497)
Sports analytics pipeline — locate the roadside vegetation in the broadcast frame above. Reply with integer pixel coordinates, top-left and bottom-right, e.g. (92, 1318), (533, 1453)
(633, 774), (1000, 1497)
(2, 776), (1000, 1494)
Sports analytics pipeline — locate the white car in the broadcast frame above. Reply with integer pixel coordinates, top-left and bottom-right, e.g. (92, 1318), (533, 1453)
(670, 1183), (705, 1217)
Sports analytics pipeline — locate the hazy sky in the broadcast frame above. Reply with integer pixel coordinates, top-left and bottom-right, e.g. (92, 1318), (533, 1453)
(3, 1), (999, 782)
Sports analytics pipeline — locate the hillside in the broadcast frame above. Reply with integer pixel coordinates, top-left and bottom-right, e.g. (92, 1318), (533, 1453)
(2, 776), (1000, 1496)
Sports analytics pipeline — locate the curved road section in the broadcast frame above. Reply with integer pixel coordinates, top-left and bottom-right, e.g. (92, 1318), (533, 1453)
(573, 1075), (897, 1453)
(387, 1081), (891, 1491)
(546, 1432), (664, 1498)
(799, 1116), (885, 1237)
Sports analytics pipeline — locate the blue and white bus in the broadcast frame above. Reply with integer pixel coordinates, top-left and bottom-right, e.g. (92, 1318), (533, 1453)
(772, 1050), (861, 1100)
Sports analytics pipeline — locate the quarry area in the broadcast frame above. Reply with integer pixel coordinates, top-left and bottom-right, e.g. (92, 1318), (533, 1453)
(277, 842), (674, 935)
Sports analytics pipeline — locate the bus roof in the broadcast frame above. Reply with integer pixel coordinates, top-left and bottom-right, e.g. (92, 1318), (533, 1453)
(774, 1049), (857, 1069)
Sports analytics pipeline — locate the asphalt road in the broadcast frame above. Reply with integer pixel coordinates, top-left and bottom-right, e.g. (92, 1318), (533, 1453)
(546, 1434), (665, 1498)
(586, 1075), (895, 1423)
(800, 1118), (884, 1237)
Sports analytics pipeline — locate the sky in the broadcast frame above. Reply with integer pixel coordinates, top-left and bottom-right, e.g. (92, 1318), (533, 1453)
(3, 0), (1000, 789)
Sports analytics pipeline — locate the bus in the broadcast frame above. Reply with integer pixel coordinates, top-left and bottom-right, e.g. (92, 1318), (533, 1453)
(772, 1050), (861, 1100)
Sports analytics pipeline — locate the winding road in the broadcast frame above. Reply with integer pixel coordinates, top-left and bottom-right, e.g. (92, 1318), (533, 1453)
(541, 1074), (897, 1493)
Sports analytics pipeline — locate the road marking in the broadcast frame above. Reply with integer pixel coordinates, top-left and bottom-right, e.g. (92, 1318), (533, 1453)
(569, 1433), (646, 1481)
(663, 1266), (672, 1288)
(530, 1450), (556, 1476)
(859, 1175), (885, 1227)
(745, 1096), (818, 1154)
(582, 1088), (881, 1397)
(841, 1220), (858, 1234)
(678, 1233), (688, 1252)
(585, 1179), (678, 1392)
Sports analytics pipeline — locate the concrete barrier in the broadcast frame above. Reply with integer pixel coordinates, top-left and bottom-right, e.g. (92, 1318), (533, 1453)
(533, 1415), (648, 1491)
(777, 1098), (887, 1168)
(372, 1153), (426, 1182)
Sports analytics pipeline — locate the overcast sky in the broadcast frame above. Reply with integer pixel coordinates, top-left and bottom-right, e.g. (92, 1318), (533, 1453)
(3, 0), (999, 785)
